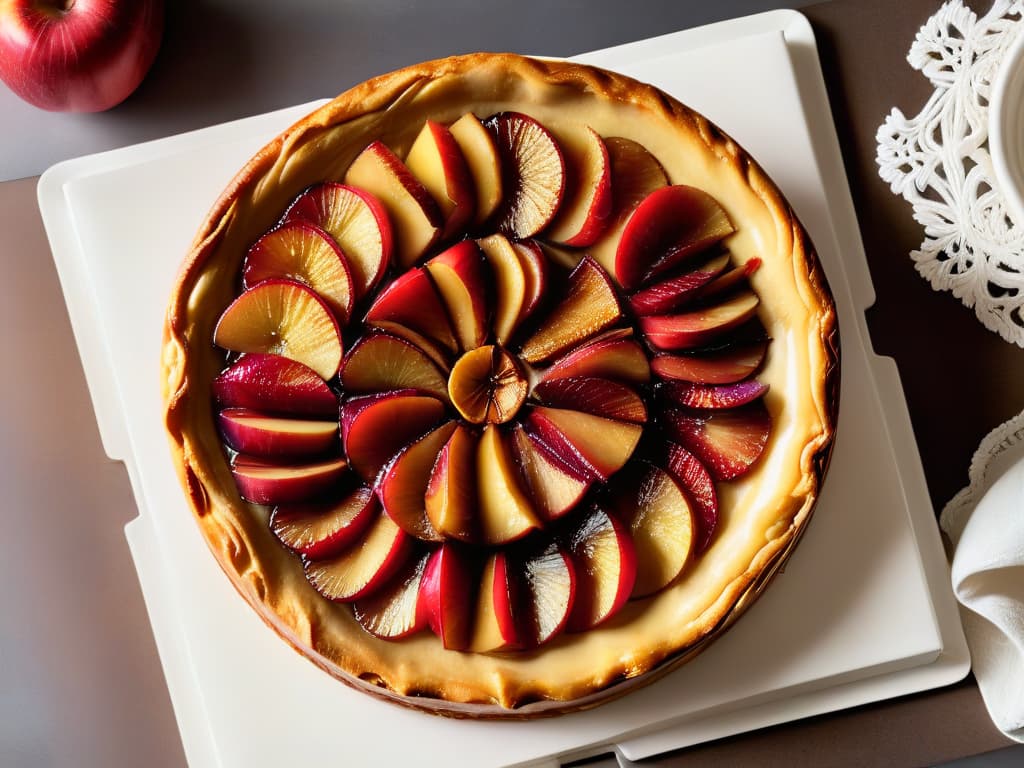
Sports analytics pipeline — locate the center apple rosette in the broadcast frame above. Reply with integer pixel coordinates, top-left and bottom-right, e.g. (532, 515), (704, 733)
(207, 109), (775, 653)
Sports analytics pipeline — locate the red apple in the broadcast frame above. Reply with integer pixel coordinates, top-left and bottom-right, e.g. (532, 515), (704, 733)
(0, 0), (164, 112)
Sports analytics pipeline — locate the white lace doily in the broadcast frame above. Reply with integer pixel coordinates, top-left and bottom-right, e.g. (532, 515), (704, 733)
(876, 0), (1024, 347)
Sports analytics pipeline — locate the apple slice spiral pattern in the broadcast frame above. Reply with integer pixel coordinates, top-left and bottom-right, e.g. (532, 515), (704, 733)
(207, 110), (778, 656)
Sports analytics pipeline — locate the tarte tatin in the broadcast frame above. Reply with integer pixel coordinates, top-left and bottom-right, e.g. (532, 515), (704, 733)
(162, 52), (839, 717)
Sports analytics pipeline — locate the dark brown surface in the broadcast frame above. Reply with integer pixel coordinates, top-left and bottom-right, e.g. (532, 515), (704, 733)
(644, 0), (1023, 763)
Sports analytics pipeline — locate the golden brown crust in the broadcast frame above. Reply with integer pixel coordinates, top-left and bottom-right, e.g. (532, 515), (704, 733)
(162, 53), (839, 716)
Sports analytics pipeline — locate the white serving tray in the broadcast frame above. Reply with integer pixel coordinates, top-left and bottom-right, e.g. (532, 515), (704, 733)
(37, 10), (969, 768)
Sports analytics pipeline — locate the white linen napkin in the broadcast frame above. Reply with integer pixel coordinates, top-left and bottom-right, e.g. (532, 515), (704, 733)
(942, 411), (1024, 742)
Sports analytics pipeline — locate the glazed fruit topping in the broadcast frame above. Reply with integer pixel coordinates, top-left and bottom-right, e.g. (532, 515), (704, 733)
(209, 109), (777, 653)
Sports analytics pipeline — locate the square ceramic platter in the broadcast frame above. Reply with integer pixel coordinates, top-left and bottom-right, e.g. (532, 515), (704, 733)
(37, 9), (969, 768)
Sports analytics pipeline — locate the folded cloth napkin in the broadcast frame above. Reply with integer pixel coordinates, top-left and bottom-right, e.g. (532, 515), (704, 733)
(942, 411), (1024, 742)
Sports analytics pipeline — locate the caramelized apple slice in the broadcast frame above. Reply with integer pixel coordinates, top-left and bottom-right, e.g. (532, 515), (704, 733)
(419, 543), (477, 650)
(616, 186), (735, 290)
(564, 506), (636, 631)
(405, 119), (476, 238)
(469, 551), (520, 653)
(341, 332), (449, 401)
(532, 377), (647, 423)
(526, 406), (642, 481)
(663, 402), (771, 481)
(516, 541), (576, 648)
(519, 257), (622, 364)
(613, 463), (694, 597)
(424, 240), (489, 351)
(511, 239), (548, 327)
(489, 112), (565, 237)
(545, 126), (612, 247)
(477, 234), (527, 344)
(664, 443), (718, 552)
(341, 390), (446, 481)
(217, 408), (337, 458)
(344, 140), (443, 267)
(628, 253), (730, 317)
(661, 379), (769, 410)
(447, 345), (528, 425)
(364, 266), (458, 352)
(588, 136), (669, 274)
(230, 454), (347, 506)
(377, 421), (457, 541)
(270, 483), (377, 559)
(510, 424), (591, 521)
(477, 424), (542, 545)
(365, 322), (452, 373)
(214, 279), (343, 380)
(304, 512), (411, 602)
(696, 257), (762, 302)
(282, 182), (391, 298)
(449, 112), (503, 225)
(353, 550), (431, 639)
(650, 340), (768, 384)
(640, 291), (760, 351)
(212, 354), (337, 416)
(541, 333), (650, 385)
(243, 221), (355, 322)
(425, 425), (479, 542)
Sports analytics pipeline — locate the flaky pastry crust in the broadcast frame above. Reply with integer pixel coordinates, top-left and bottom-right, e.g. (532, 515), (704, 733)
(162, 53), (839, 717)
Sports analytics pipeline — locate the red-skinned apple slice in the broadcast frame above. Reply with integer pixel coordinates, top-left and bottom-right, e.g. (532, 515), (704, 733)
(469, 551), (520, 652)
(588, 136), (669, 275)
(341, 390), (446, 481)
(344, 140), (443, 267)
(340, 332), (449, 401)
(424, 240), (489, 351)
(564, 506), (636, 631)
(230, 454), (347, 506)
(212, 354), (338, 416)
(477, 234), (527, 344)
(353, 550), (431, 639)
(270, 483), (378, 559)
(628, 252), (730, 316)
(545, 126), (612, 247)
(615, 185), (735, 290)
(449, 112), (503, 225)
(214, 279), (343, 380)
(613, 463), (694, 597)
(217, 408), (337, 458)
(425, 425), (479, 542)
(541, 333), (650, 385)
(364, 267), (458, 352)
(418, 543), (477, 650)
(664, 443), (718, 552)
(663, 401), (771, 481)
(282, 182), (391, 298)
(377, 421), (457, 541)
(477, 424), (542, 544)
(510, 424), (591, 521)
(365, 321), (452, 373)
(516, 542), (576, 648)
(640, 291), (760, 351)
(650, 340), (768, 384)
(511, 239), (548, 326)
(243, 221), (355, 322)
(532, 377), (647, 423)
(661, 379), (769, 410)
(304, 512), (411, 602)
(489, 112), (565, 238)
(525, 406), (642, 481)
(519, 257), (622, 364)
(405, 119), (476, 238)
(696, 257), (762, 302)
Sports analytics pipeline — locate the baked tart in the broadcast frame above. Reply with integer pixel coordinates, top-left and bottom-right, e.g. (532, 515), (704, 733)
(162, 52), (839, 717)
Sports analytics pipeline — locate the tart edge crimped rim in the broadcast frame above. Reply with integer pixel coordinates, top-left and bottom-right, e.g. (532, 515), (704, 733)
(160, 52), (840, 716)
